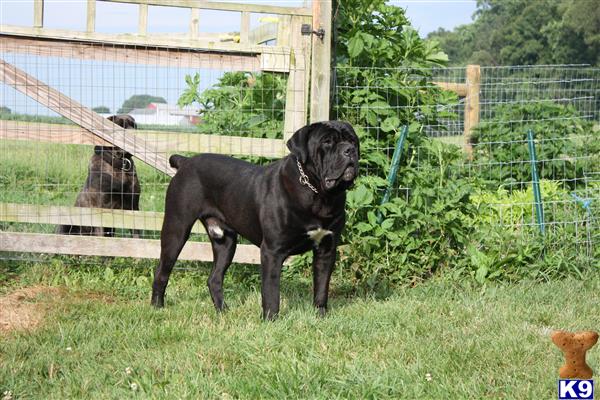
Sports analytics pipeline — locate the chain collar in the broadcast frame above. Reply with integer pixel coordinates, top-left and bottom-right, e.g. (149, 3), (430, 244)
(296, 159), (319, 194)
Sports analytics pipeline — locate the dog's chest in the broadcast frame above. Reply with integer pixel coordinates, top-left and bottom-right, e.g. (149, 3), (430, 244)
(306, 228), (333, 246)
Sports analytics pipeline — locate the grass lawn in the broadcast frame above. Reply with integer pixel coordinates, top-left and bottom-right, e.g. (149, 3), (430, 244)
(1, 261), (598, 399)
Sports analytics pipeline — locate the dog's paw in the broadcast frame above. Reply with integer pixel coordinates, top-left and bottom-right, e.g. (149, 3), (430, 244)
(317, 306), (328, 318)
(150, 295), (164, 308)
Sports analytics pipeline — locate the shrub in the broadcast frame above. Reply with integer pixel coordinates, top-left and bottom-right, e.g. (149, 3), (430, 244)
(470, 102), (596, 189)
(178, 72), (286, 139)
(287, 139), (477, 289)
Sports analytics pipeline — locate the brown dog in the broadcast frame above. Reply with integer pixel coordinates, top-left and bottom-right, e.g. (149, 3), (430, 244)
(57, 115), (141, 237)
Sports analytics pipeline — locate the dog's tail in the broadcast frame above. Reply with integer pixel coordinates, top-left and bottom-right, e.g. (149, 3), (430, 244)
(169, 154), (189, 170)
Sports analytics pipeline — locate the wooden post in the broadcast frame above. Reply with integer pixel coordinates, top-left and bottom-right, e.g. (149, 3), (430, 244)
(464, 64), (480, 158)
(309, 0), (332, 123)
(33, 0), (44, 28)
(283, 15), (311, 142)
(138, 3), (148, 36)
(86, 0), (96, 33)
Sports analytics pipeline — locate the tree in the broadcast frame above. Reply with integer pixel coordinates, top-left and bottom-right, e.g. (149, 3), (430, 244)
(117, 95), (167, 114)
(92, 106), (110, 114)
(427, 0), (599, 66)
(0, 106), (11, 114)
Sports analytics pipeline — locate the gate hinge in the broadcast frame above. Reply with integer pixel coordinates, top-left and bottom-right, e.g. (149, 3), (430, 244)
(301, 24), (325, 40)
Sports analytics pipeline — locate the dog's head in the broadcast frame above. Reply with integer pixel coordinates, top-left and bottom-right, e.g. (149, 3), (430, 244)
(108, 114), (137, 130)
(94, 146), (132, 160)
(99, 115), (137, 160)
(287, 121), (359, 193)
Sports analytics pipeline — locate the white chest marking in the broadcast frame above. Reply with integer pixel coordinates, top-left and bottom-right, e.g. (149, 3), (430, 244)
(307, 228), (333, 245)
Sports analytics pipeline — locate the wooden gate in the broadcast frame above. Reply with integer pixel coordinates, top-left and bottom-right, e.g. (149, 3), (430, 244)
(0, 0), (332, 263)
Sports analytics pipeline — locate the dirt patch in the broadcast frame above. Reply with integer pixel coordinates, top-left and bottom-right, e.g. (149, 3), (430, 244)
(0, 286), (63, 335)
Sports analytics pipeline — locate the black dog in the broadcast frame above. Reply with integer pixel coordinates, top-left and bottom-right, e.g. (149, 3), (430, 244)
(151, 121), (359, 319)
(57, 115), (141, 237)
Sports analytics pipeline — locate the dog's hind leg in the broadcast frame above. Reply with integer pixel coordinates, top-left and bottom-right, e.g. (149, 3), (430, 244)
(204, 217), (237, 312)
(151, 217), (195, 308)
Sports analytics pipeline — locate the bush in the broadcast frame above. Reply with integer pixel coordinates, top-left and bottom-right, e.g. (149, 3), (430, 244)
(288, 139), (477, 289)
(178, 72), (286, 139)
(470, 102), (596, 189)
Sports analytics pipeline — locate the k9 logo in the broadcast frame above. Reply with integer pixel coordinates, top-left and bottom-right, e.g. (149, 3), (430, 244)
(558, 380), (594, 400)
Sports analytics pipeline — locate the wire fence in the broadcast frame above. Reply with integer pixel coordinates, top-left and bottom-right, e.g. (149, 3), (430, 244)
(0, 42), (293, 250)
(334, 64), (599, 266)
(1, 53), (598, 267)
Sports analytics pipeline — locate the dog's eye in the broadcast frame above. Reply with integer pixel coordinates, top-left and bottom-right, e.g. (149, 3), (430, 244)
(322, 138), (333, 147)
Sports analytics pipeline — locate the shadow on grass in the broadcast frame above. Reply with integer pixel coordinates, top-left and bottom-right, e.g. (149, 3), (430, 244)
(0, 253), (399, 317)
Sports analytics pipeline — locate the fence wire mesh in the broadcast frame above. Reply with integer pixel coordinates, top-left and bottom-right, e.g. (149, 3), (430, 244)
(334, 64), (599, 267)
(0, 41), (293, 252)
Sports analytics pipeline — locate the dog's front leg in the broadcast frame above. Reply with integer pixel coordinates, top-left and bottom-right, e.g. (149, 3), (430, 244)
(260, 246), (286, 321)
(312, 236), (337, 317)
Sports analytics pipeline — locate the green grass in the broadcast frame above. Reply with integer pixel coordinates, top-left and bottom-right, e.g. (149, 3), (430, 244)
(1, 261), (599, 399)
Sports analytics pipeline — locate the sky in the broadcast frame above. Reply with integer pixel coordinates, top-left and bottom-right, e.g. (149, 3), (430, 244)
(393, 0), (477, 36)
(0, 0), (477, 37)
(0, 1), (477, 117)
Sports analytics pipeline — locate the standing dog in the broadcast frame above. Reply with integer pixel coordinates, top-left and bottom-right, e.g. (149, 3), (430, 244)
(151, 121), (359, 319)
(57, 115), (141, 237)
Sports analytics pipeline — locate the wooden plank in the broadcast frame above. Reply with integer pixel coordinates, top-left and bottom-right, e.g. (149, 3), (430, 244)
(138, 3), (148, 36)
(277, 16), (292, 46)
(0, 231), (262, 263)
(309, 0), (332, 123)
(249, 22), (278, 45)
(0, 60), (176, 177)
(464, 64), (481, 158)
(0, 36), (266, 72)
(260, 51), (291, 73)
(432, 81), (468, 97)
(99, 0), (311, 16)
(0, 202), (205, 234)
(33, 0), (44, 28)
(0, 120), (288, 158)
(86, 0), (96, 33)
(0, 25), (292, 56)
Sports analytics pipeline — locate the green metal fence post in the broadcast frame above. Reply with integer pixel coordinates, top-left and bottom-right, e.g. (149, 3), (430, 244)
(526, 129), (545, 235)
(378, 125), (408, 222)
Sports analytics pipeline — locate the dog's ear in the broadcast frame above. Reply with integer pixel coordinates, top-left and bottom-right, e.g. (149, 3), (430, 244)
(287, 122), (323, 164)
(122, 115), (137, 129)
(94, 145), (105, 155)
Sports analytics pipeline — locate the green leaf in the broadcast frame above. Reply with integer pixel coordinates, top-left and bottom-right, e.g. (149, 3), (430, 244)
(367, 211), (377, 226)
(355, 222), (373, 233)
(475, 265), (488, 284)
(348, 35), (364, 58)
(426, 51), (449, 63)
(381, 218), (394, 230)
(370, 101), (392, 115)
(380, 116), (400, 133)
